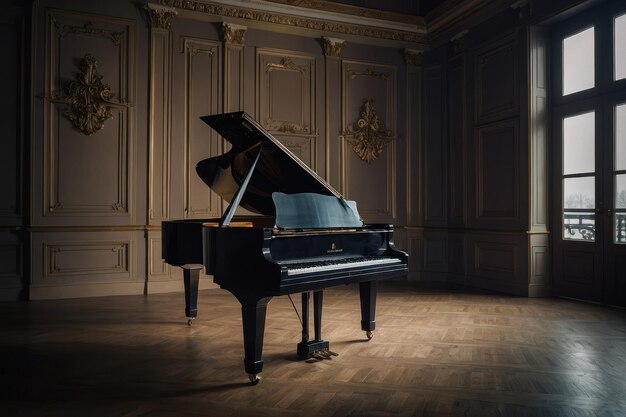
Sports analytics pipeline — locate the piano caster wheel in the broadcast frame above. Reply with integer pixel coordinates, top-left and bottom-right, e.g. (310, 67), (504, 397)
(187, 317), (195, 326)
(248, 374), (260, 385)
(366, 331), (374, 340)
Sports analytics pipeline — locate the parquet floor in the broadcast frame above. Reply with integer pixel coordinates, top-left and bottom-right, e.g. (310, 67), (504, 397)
(1, 282), (626, 417)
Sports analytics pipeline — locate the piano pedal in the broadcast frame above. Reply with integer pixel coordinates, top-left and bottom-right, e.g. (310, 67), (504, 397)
(311, 351), (328, 360)
(310, 348), (339, 360)
(324, 348), (339, 357)
(313, 350), (331, 360)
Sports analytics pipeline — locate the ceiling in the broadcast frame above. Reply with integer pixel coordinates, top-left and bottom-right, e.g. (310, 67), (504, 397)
(324, 0), (445, 16)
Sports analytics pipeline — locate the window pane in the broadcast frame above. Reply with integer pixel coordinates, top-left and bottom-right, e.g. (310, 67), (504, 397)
(616, 14), (626, 81)
(563, 112), (595, 175)
(563, 27), (595, 95)
(564, 176), (595, 208)
(617, 104), (626, 170)
(617, 174), (626, 209)
(563, 177), (595, 241)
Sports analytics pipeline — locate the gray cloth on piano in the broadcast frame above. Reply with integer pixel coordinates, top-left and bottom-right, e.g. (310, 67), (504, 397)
(272, 192), (363, 229)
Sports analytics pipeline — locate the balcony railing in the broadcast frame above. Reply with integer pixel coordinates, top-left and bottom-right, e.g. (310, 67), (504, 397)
(564, 211), (595, 240)
(563, 211), (626, 243)
(617, 213), (626, 243)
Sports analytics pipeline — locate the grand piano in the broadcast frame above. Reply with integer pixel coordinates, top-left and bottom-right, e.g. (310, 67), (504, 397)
(162, 112), (408, 384)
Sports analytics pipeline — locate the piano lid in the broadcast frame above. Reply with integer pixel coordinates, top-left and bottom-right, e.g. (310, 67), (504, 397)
(197, 112), (342, 217)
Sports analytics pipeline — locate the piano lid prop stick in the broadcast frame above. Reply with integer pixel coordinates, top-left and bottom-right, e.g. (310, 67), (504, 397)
(219, 143), (264, 228)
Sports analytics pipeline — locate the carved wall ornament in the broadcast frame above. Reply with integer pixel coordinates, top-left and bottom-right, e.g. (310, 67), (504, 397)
(321, 37), (345, 57)
(53, 19), (125, 45)
(51, 54), (127, 136)
(404, 48), (423, 67)
(340, 99), (394, 164)
(145, 3), (178, 30)
(347, 68), (389, 81)
(222, 22), (247, 44)
(266, 57), (308, 74)
(264, 119), (309, 133)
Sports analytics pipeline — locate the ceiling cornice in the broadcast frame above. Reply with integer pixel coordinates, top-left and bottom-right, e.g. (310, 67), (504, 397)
(261, 0), (425, 26)
(156, 0), (522, 50)
(158, 0), (427, 48)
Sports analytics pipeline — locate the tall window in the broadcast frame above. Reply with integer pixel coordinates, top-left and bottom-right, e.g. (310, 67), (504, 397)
(554, 7), (626, 245)
(551, 2), (626, 305)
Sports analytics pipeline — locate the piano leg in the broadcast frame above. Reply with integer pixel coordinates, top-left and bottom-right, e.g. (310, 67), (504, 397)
(359, 280), (377, 340)
(236, 293), (272, 384)
(301, 292), (310, 344)
(182, 265), (202, 326)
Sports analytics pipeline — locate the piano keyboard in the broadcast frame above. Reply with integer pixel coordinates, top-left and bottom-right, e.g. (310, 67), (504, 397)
(286, 256), (401, 276)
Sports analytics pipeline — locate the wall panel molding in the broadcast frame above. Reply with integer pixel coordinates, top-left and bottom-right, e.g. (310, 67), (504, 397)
(148, 235), (169, 278)
(148, 22), (173, 223)
(30, 230), (145, 300)
(529, 26), (549, 232)
(406, 59), (422, 226)
(42, 10), (135, 219)
(256, 49), (317, 170)
(405, 234), (420, 281)
(224, 44), (244, 112)
(182, 37), (221, 218)
(448, 55), (466, 226)
(340, 60), (396, 223)
(424, 236), (447, 270)
(466, 233), (527, 294)
(422, 65), (446, 226)
(475, 119), (520, 223)
(474, 33), (517, 124)
(474, 241), (517, 276)
(44, 241), (130, 278)
(529, 234), (550, 297)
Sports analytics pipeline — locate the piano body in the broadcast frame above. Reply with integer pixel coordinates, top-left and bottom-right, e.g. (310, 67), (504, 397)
(162, 112), (408, 383)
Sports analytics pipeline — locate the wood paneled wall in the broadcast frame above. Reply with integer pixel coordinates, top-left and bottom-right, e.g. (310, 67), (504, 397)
(0, 3), (27, 301)
(1, 0), (567, 300)
(2, 0), (417, 300)
(411, 7), (550, 296)
(25, 3), (149, 299)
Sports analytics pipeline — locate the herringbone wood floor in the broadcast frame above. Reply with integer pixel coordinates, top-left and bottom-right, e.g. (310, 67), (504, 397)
(1, 282), (625, 417)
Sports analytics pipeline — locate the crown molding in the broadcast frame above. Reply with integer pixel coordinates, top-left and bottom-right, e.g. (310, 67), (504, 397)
(262, 0), (424, 26)
(159, 0), (427, 48)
